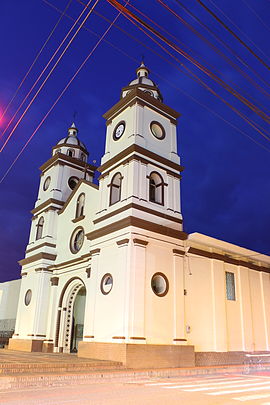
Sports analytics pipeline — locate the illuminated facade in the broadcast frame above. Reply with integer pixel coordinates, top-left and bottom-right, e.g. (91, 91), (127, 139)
(7, 63), (270, 367)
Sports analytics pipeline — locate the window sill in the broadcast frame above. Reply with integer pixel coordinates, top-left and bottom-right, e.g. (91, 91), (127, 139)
(72, 215), (85, 223)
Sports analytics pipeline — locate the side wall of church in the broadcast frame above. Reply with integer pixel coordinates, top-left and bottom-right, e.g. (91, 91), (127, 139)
(0, 279), (21, 332)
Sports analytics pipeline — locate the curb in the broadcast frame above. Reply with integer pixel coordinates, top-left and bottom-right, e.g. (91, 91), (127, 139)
(1, 363), (270, 391)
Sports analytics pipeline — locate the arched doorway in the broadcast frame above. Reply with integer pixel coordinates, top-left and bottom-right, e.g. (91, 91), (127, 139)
(55, 278), (86, 353)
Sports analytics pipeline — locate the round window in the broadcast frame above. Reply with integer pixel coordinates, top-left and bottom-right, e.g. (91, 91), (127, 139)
(25, 289), (32, 306)
(100, 273), (113, 295)
(150, 121), (165, 140)
(43, 176), (51, 191)
(151, 273), (169, 297)
(70, 227), (84, 253)
(68, 176), (79, 190)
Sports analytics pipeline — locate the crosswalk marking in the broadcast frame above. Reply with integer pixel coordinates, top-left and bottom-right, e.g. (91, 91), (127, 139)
(208, 384), (270, 395)
(162, 378), (261, 390)
(182, 380), (270, 392)
(233, 393), (270, 401)
(145, 376), (249, 387)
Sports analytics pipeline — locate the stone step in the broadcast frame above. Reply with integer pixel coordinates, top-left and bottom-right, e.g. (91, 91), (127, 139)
(0, 360), (124, 375)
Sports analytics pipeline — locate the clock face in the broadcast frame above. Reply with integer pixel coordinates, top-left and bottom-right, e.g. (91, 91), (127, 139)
(150, 121), (165, 140)
(113, 122), (125, 140)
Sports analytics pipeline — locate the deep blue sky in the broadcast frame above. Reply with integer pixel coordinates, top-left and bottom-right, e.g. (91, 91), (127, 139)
(1, 0), (270, 282)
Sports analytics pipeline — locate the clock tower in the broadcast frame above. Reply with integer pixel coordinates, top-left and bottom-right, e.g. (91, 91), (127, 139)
(89, 62), (185, 238)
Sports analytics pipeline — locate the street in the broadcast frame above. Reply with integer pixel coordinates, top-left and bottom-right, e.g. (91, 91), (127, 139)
(1, 372), (270, 404)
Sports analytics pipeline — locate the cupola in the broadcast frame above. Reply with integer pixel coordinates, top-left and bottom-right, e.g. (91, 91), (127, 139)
(52, 122), (89, 162)
(121, 62), (163, 102)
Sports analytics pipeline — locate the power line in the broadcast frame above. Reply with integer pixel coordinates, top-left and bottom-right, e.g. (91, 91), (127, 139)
(50, 0), (270, 153)
(0, 0), (99, 152)
(0, 0), (73, 124)
(0, 1), (129, 184)
(196, 0), (270, 70)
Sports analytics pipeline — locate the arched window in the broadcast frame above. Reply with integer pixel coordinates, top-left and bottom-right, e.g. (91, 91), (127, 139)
(148, 172), (164, 205)
(36, 217), (44, 240)
(67, 149), (75, 157)
(81, 153), (86, 162)
(109, 172), (122, 205)
(76, 193), (85, 218)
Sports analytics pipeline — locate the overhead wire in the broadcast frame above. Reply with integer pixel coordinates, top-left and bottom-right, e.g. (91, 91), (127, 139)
(240, 0), (270, 33)
(47, 0), (270, 152)
(196, 0), (270, 70)
(172, 0), (270, 92)
(106, 0), (270, 126)
(0, 0), (94, 146)
(106, 0), (270, 142)
(0, 0), (100, 152)
(149, 0), (270, 106)
(207, 0), (270, 63)
(0, 0), (73, 124)
(0, 1), (130, 184)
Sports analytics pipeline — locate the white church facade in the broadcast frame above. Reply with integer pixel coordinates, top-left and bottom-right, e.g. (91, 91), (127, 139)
(5, 63), (270, 367)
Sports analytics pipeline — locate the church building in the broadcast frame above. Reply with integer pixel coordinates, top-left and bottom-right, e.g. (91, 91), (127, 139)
(6, 63), (270, 368)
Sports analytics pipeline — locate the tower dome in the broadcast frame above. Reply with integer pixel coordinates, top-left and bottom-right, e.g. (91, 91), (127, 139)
(52, 122), (88, 162)
(122, 62), (163, 102)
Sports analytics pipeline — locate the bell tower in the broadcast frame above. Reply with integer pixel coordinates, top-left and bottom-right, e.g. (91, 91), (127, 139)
(92, 62), (184, 235)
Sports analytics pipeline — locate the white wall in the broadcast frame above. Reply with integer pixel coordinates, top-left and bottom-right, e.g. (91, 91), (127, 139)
(0, 279), (21, 331)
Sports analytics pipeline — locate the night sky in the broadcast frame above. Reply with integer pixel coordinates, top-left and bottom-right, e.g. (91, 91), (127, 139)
(1, 0), (270, 282)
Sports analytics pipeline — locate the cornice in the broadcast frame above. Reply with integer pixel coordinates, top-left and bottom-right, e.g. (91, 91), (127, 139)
(39, 153), (96, 174)
(98, 144), (183, 174)
(103, 88), (180, 123)
(189, 247), (270, 274)
(19, 252), (57, 266)
(86, 216), (187, 241)
(31, 199), (64, 215)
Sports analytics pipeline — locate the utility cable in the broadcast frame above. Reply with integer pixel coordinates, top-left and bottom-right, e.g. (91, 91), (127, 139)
(0, 0), (73, 124)
(0, 1), (129, 184)
(106, 0), (270, 125)
(0, 0), (99, 152)
(196, 0), (270, 71)
(0, 0), (93, 145)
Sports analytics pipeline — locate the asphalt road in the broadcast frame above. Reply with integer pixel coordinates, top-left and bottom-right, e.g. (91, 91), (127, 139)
(1, 372), (270, 404)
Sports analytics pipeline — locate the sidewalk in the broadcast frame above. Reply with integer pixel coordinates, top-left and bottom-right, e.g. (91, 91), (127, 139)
(1, 349), (270, 391)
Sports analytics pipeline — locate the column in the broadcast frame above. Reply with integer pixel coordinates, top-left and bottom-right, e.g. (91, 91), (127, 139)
(172, 249), (186, 344)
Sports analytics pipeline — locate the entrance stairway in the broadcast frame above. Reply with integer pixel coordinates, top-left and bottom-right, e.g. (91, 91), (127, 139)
(0, 349), (124, 375)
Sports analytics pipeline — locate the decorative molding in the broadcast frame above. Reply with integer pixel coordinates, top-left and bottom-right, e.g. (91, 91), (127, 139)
(116, 238), (129, 246)
(35, 267), (53, 273)
(72, 215), (85, 223)
(98, 144), (183, 174)
(21, 272), (27, 277)
(51, 277), (59, 286)
(93, 202), (183, 225)
(90, 248), (101, 256)
(99, 154), (182, 181)
(19, 252), (57, 266)
(87, 216), (188, 241)
(173, 249), (185, 256)
(39, 152), (96, 174)
(26, 242), (56, 254)
(58, 179), (98, 215)
(86, 267), (91, 278)
(31, 199), (64, 215)
(173, 338), (187, 342)
(130, 337), (146, 340)
(112, 336), (126, 339)
(51, 143), (89, 155)
(133, 238), (148, 246)
(103, 88), (180, 124)
(84, 335), (94, 338)
(189, 247), (270, 274)
(47, 253), (91, 271)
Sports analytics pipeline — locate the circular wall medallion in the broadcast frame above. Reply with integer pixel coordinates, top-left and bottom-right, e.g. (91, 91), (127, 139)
(70, 227), (84, 254)
(43, 176), (51, 191)
(100, 273), (113, 295)
(24, 289), (32, 306)
(150, 121), (165, 140)
(113, 121), (125, 140)
(151, 273), (169, 297)
(68, 176), (79, 190)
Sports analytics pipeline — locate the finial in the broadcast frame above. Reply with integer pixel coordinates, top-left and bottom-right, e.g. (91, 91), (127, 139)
(136, 60), (150, 78)
(68, 122), (78, 136)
